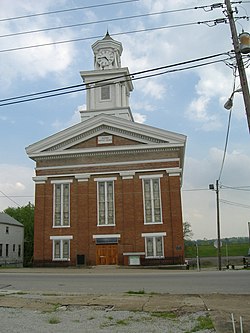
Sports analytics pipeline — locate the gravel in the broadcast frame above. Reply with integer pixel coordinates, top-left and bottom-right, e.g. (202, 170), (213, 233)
(0, 305), (215, 333)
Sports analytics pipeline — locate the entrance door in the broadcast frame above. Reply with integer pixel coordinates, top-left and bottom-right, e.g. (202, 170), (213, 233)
(96, 245), (118, 265)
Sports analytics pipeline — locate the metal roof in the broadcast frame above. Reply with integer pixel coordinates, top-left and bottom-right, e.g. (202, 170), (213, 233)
(0, 212), (24, 227)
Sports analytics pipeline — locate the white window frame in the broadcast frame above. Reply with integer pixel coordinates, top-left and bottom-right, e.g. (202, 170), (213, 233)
(140, 175), (163, 225)
(52, 180), (72, 228)
(141, 233), (166, 258)
(50, 236), (73, 261)
(95, 177), (116, 226)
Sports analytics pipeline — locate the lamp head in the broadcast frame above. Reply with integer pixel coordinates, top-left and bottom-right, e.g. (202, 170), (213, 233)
(224, 98), (233, 110)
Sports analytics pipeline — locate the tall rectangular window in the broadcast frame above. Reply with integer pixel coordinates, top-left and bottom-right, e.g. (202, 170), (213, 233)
(97, 181), (115, 226)
(143, 178), (162, 224)
(101, 85), (110, 100)
(53, 183), (70, 227)
(145, 236), (164, 258)
(52, 239), (70, 261)
(0, 244), (2, 257)
(18, 245), (21, 257)
(6, 244), (9, 257)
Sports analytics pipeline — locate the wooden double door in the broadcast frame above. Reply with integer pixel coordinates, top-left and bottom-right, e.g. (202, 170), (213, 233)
(96, 244), (118, 265)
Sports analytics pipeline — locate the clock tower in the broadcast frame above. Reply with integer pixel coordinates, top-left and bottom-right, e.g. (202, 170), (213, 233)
(80, 32), (134, 122)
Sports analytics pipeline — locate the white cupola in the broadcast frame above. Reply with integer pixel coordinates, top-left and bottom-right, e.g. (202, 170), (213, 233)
(79, 32), (134, 122)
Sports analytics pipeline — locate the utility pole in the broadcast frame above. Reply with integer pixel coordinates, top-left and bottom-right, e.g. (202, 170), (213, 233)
(224, 0), (250, 133)
(209, 181), (222, 271)
(215, 180), (222, 271)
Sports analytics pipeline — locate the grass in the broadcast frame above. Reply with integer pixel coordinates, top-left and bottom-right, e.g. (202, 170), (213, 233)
(186, 315), (214, 332)
(151, 311), (177, 319)
(15, 291), (28, 295)
(116, 319), (129, 326)
(185, 243), (249, 257)
(100, 317), (129, 329)
(42, 303), (61, 313)
(48, 316), (61, 324)
(126, 289), (145, 295)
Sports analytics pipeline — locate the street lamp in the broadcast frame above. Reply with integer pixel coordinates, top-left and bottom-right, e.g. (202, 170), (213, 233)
(209, 180), (222, 270)
(224, 88), (242, 110)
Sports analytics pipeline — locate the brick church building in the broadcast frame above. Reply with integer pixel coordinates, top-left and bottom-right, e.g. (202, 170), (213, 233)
(26, 33), (187, 267)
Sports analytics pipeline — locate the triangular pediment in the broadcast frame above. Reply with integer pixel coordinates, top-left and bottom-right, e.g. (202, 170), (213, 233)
(26, 114), (186, 157)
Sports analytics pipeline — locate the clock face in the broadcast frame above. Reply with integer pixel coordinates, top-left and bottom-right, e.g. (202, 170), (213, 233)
(96, 49), (115, 68)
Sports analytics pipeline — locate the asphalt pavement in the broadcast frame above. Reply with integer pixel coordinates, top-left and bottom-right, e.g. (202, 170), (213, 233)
(0, 266), (249, 332)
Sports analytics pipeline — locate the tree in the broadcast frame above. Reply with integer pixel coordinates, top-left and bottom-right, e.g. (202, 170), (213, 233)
(183, 221), (193, 241)
(4, 203), (34, 266)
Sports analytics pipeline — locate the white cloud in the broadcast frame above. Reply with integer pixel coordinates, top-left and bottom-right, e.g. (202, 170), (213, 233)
(132, 101), (155, 112)
(52, 106), (82, 131)
(182, 148), (250, 239)
(186, 96), (223, 131)
(0, 164), (34, 211)
(133, 113), (147, 123)
(0, 1), (77, 91)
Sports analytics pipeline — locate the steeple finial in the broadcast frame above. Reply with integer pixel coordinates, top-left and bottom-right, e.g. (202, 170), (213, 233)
(103, 30), (113, 40)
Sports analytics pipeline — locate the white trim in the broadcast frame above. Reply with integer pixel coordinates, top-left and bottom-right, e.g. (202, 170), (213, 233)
(35, 158), (180, 171)
(75, 174), (90, 182)
(120, 171), (135, 179)
(32, 167), (179, 179)
(50, 235), (73, 240)
(93, 234), (121, 239)
(166, 168), (182, 174)
(139, 174), (163, 179)
(53, 183), (71, 227)
(94, 177), (117, 182)
(169, 173), (180, 177)
(53, 225), (70, 229)
(51, 179), (73, 184)
(123, 252), (145, 256)
(97, 180), (115, 226)
(29, 143), (184, 159)
(141, 232), (166, 237)
(142, 177), (163, 224)
(144, 235), (165, 258)
(28, 143), (184, 158)
(32, 176), (48, 184)
(50, 237), (72, 261)
(26, 113), (186, 156)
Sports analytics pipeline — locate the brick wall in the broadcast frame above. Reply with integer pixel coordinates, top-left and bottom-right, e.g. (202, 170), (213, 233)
(33, 169), (184, 266)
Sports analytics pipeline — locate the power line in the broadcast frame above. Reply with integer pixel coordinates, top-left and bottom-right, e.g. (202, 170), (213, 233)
(0, 52), (230, 107)
(0, 0), (139, 22)
(1, 15), (248, 54)
(221, 184), (250, 191)
(0, 5), (225, 39)
(0, 190), (21, 207)
(0, 9), (199, 39)
(0, 22), (197, 54)
(220, 198), (250, 209)
(218, 70), (237, 181)
(1, 2), (237, 24)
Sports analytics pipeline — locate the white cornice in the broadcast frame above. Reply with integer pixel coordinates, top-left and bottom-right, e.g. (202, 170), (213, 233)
(28, 143), (183, 161)
(33, 167), (181, 179)
(26, 114), (186, 156)
(35, 158), (180, 171)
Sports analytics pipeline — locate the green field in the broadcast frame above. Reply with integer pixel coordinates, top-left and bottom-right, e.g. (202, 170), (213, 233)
(185, 242), (249, 258)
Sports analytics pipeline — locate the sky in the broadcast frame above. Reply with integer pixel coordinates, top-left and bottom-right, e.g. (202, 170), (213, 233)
(0, 0), (250, 241)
